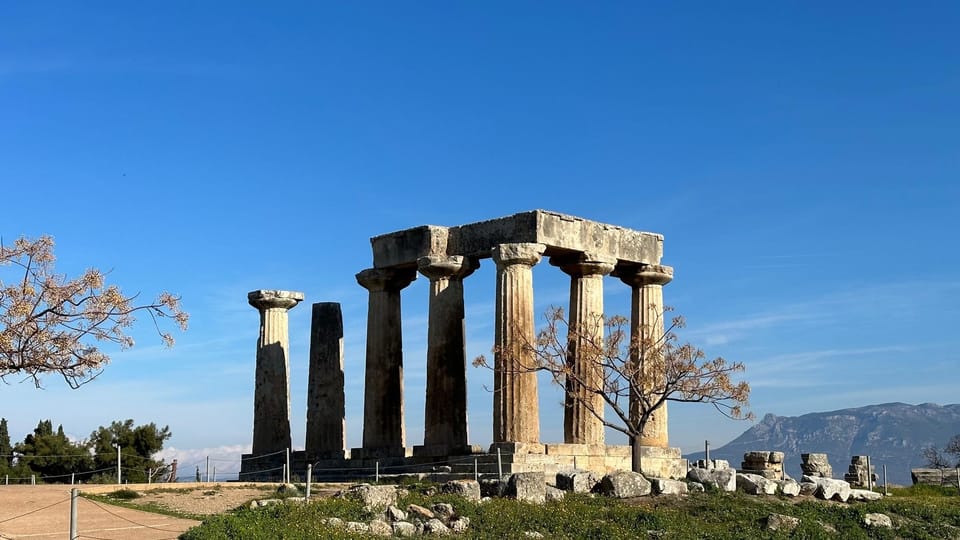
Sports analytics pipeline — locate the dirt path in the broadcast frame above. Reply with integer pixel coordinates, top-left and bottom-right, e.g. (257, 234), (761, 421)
(0, 485), (199, 540)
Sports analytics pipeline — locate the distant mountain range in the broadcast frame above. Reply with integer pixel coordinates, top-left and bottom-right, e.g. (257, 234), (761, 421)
(685, 402), (960, 485)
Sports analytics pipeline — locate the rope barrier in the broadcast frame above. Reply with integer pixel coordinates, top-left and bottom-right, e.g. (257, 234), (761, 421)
(81, 497), (190, 534)
(0, 496), (72, 524)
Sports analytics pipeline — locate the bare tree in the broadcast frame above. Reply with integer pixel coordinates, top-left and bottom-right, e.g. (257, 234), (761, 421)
(922, 434), (960, 469)
(476, 305), (752, 473)
(1, 235), (189, 388)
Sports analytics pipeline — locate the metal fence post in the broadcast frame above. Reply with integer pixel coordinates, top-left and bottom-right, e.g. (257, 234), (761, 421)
(306, 464), (312, 499)
(70, 488), (79, 540)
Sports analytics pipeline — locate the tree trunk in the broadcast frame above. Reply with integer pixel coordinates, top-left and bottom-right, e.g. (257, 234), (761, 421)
(631, 436), (643, 474)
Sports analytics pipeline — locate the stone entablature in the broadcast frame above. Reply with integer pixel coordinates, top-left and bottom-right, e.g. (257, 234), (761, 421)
(369, 210), (663, 269)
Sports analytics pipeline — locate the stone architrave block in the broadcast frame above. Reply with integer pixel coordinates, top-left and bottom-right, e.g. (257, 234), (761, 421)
(651, 478), (689, 496)
(598, 470), (652, 498)
(507, 472), (547, 504)
(687, 468), (737, 492)
(737, 473), (778, 495)
(800, 453), (833, 478)
(441, 480), (481, 502)
(556, 470), (600, 494)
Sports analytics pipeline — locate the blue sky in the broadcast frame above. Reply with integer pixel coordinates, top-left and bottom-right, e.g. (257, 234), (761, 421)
(2, 2), (958, 476)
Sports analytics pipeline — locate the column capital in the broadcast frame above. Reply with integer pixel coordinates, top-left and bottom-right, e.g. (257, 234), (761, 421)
(615, 264), (674, 287)
(550, 252), (617, 277)
(356, 267), (418, 292)
(248, 290), (304, 311)
(417, 255), (479, 282)
(491, 243), (546, 268)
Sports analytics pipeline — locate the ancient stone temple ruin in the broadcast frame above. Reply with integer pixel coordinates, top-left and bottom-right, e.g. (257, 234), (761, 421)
(240, 210), (686, 480)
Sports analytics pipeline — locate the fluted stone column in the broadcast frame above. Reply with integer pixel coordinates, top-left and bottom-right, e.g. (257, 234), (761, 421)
(356, 267), (417, 457)
(618, 264), (673, 448)
(305, 302), (346, 459)
(417, 255), (478, 456)
(553, 254), (616, 445)
(248, 289), (303, 456)
(491, 243), (545, 445)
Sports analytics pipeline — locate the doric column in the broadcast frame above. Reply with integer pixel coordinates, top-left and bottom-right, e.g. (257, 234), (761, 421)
(491, 243), (546, 444)
(248, 289), (303, 456)
(552, 254), (616, 445)
(417, 255), (478, 455)
(617, 264), (673, 448)
(356, 267), (417, 457)
(305, 302), (346, 459)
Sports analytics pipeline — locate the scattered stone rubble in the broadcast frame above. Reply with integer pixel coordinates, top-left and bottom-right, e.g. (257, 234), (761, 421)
(248, 451), (891, 536)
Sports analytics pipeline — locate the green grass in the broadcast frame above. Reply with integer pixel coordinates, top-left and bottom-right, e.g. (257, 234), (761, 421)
(174, 482), (960, 539)
(83, 491), (210, 522)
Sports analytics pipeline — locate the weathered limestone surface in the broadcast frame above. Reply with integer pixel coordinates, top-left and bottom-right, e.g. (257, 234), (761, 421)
(249, 290), (303, 456)
(553, 254), (616, 446)
(492, 243), (545, 444)
(418, 255), (477, 455)
(844, 455), (876, 488)
(370, 210), (663, 269)
(616, 264), (673, 448)
(357, 268), (417, 457)
(741, 451), (785, 480)
(306, 302), (346, 459)
(801, 453), (833, 478)
(599, 470), (652, 498)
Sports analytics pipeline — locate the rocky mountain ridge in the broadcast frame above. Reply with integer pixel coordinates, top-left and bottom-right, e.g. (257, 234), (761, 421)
(685, 402), (960, 485)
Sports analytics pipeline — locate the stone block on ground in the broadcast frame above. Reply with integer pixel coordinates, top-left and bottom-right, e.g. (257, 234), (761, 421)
(651, 478), (688, 496)
(368, 519), (392, 537)
(393, 521), (417, 537)
(338, 484), (397, 511)
(441, 479), (481, 502)
(737, 473), (778, 495)
(507, 471), (547, 504)
(545, 485), (565, 502)
(864, 513), (893, 528)
(432, 503), (455, 519)
(803, 476), (851, 502)
(850, 489), (882, 502)
(687, 467), (737, 492)
(598, 470), (652, 498)
(449, 517), (470, 533)
(766, 513), (801, 532)
(778, 479), (801, 497)
(424, 518), (451, 535)
(480, 475), (509, 497)
(385, 505), (407, 522)
(407, 503), (435, 520)
(556, 470), (600, 493)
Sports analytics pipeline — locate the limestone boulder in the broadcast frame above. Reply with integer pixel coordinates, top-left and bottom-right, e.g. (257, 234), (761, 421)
(736, 473), (778, 495)
(687, 467), (736, 492)
(598, 470), (652, 498)
(850, 489), (882, 502)
(651, 478), (688, 496)
(393, 521), (417, 537)
(765, 513), (800, 532)
(803, 476), (851, 502)
(687, 482), (705, 493)
(345, 522), (370, 533)
(441, 480), (481, 502)
(545, 485), (565, 502)
(432, 503), (455, 519)
(863, 513), (893, 528)
(449, 516), (470, 533)
(424, 518), (452, 536)
(407, 503), (435, 520)
(507, 472), (547, 504)
(556, 470), (600, 493)
(799, 482), (818, 496)
(368, 519), (392, 537)
(385, 505), (407, 522)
